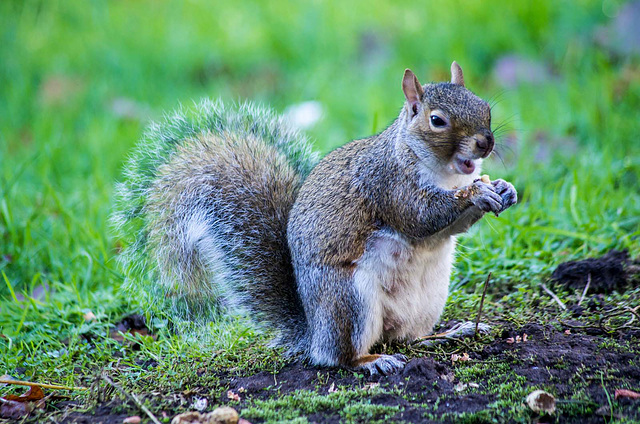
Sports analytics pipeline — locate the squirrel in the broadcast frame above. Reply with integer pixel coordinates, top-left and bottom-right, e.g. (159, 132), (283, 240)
(112, 61), (517, 375)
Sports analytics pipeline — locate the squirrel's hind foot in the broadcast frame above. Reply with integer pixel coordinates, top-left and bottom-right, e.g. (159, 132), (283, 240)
(353, 353), (407, 376)
(417, 321), (491, 347)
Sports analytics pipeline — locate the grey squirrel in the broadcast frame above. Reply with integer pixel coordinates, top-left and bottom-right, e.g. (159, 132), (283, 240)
(112, 62), (517, 375)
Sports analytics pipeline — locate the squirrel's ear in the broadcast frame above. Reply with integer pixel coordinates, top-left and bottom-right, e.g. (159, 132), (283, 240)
(402, 69), (424, 117)
(450, 61), (465, 87)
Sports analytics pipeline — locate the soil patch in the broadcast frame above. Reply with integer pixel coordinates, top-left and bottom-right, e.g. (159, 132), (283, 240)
(24, 250), (640, 423)
(551, 249), (635, 292)
(54, 323), (640, 423)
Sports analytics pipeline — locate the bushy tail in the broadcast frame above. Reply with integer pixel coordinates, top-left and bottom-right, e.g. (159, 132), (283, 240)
(111, 100), (319, 351)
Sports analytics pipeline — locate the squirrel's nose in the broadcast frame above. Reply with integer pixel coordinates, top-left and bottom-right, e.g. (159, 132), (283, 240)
(476, 131), (494, 157)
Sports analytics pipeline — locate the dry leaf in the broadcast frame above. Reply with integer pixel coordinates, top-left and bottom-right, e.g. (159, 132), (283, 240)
(0, 385), (46, 419)
(123, 416), (142, 424)
(615, 389), (640, 400)
(226, 390), (240, 402)
(0, 398), (32, 419)
(4, 385), (45, 402)
(452, 353), (470, 362)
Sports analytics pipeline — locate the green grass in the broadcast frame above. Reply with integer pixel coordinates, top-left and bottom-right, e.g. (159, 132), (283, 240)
(242, 386), (403, 423)
(1, 0), (639, 422)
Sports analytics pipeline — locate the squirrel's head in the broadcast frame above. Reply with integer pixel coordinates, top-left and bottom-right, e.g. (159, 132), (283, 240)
(401, 62), (492, 176)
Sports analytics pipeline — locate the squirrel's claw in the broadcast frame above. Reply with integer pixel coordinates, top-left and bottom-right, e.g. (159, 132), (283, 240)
(491, 179), (518, 212)
(471, 178), (517, 215)
(471, 181), (503, 214)
(358, 354), (407, 376)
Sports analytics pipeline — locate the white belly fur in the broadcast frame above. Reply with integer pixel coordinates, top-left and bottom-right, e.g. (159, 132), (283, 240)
(353, 229), (456, 355)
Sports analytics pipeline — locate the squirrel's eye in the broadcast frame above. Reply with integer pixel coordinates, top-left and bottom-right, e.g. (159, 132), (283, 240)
(430, 115), (447, 127)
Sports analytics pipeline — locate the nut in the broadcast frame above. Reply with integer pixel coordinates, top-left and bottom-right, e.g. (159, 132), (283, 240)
(526, 390), (556, 414)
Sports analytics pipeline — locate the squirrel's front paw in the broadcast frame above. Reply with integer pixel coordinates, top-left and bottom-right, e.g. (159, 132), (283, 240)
(470, 181), (503, 215)
(491, 179), (517, 213)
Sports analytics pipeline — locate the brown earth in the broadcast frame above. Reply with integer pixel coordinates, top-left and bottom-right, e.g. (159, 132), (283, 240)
(55, 321), (640, 424)
(14, 250), (640, 423)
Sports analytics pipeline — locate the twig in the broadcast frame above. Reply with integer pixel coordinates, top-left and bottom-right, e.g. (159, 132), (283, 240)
(578, 273), (591, 306)
(559, 304), (640, 333)
(541, 283), (566, 310)
(599, 305), (640, 332)
(414, 331), (458, 342)
(626, 305), (640, 321)
(475, 272), (492, 337)
(0, 379), (87, 391)
(101, 374), (161, 424)
(624, 312), (636, 327)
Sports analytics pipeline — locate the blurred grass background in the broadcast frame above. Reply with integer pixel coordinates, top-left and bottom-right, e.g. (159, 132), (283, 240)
(0, 0), (639, 381)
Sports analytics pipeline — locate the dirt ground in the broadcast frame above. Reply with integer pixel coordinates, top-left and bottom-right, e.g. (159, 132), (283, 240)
(230, 323), (640, 423)
(53, 321), (640, 424)
(10, 251), (640, 423)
